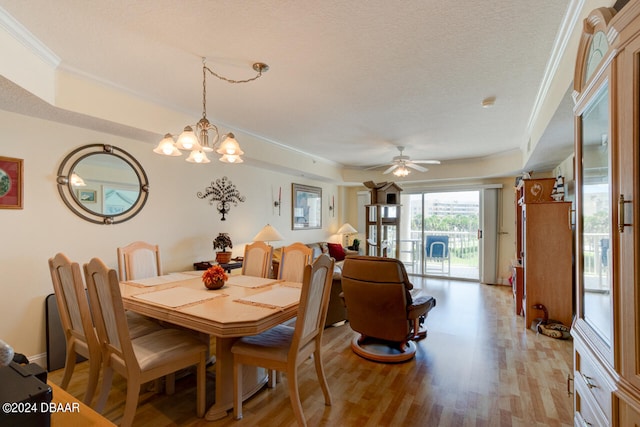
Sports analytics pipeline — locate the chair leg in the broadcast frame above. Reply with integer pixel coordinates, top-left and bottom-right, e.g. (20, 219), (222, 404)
(95, 366), (114, 413)
(83, 358), (101, 406)
(268, 369), (277, 388)
(313, 349), (332, 406)
(286, 365), (306, 427)
(60, 343), (76, 389)
(233, 358), (243, 420)
(165, 373), (175, 395)
(120, 378), (141, 427)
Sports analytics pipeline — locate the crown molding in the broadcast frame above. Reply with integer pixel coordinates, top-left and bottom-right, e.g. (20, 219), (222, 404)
(0, 6), (60, 67)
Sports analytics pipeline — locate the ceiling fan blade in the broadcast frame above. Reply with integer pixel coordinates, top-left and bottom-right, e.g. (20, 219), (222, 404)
(406, 163), (428, 172)
(383, 164), (399, 174)
(363, 163), (391, 170)
(412, 160), (441, 165)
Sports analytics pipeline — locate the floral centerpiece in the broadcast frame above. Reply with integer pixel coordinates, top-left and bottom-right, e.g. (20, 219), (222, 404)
(202, 265), (228, 290)
(213, 232), (233, 264)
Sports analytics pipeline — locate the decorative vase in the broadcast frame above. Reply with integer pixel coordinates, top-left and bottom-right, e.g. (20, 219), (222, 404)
(204, 279), (225, 290)
(216, 251), (232, 264)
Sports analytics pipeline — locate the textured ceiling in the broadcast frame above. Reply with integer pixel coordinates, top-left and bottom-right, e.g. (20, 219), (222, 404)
(0, 0), (582, 176)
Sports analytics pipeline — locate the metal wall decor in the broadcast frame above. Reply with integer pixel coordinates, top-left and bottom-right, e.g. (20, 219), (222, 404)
(197, 176), (246, 220)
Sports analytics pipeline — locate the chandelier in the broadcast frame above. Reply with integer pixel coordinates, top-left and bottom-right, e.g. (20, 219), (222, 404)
(154, 58), (268, 164)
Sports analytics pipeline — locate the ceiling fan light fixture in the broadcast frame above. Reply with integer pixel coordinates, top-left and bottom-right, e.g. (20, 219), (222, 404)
(393, 165), (410, 177)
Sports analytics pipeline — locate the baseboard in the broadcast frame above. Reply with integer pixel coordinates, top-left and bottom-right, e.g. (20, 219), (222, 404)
(27, 352), (47, 370)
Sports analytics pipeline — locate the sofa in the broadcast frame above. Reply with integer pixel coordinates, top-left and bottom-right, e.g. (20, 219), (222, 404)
(272, 241), (358, 326)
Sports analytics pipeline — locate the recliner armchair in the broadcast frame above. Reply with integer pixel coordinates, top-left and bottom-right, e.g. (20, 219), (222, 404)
(341, 256), (436, 362)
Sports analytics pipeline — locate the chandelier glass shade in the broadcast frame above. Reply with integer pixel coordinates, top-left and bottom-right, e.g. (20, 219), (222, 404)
(154, 58), (268, 164)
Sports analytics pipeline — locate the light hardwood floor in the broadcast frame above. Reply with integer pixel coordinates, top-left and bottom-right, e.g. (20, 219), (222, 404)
(48, 278), (574, 426)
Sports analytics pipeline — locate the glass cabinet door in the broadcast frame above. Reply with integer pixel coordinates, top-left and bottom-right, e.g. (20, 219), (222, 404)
(578, 83), (612, 348)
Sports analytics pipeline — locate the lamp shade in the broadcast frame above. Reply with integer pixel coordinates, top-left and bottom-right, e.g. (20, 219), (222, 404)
(185, 150), (211, 164)
(253, 224), (284, 242)
(70, 173), (86, 187)
(337, 223), (357, 234)
(176, 126), (201, 151)
(153, 134), (182, 156)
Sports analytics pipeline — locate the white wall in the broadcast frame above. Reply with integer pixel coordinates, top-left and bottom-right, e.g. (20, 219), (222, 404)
(0, 110), (340, 361)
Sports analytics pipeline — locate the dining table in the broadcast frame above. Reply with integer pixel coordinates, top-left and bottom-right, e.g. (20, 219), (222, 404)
(119, 272), (302, 420)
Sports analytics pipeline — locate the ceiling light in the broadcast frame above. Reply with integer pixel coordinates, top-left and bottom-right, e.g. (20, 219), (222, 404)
(481, 96), (496, 108)
(393, 165), (410, 177)
(154, 58), (268, 163)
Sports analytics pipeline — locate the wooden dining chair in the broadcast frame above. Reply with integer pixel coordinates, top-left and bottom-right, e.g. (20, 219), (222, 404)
(241, 241), (273, 278)
(232, 254), (335, 426)
(117, 241), (162, 281)
(278, 242), (313, 283)
(83, 257), (207, 427)
(48, 253), (102, 406)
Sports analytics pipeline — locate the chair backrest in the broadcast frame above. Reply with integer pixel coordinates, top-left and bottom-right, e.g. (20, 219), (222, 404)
(242, 241), (273, 277)
(425, 235), (449, 258)
(341, 256), (413, 342)
(84, 257), (138, 371)
(117, 241), (162, 281)
(290, 254), (335, 358)
(278, 242), (313, 282)
(48, 253), (99, 354)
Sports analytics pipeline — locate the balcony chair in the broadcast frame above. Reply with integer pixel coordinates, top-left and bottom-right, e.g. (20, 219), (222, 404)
(83, 257), (207, 427)
(341, 256), (437, 362)
(425, 235), (450, 275)
(231, 254), (335, 426)
(242, 241), (274, 278)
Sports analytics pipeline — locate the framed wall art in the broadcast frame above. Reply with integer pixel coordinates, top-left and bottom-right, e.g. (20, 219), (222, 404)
(0, 156), (23, 209)
(292, 183), (322, 230)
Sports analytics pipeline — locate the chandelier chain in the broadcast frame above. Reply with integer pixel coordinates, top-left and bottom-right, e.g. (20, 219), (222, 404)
(204, 65), (265, 85)
(201, 62), (266, 120)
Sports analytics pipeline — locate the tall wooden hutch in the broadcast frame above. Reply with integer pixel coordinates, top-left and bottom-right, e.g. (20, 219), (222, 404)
(514, 178), (573, 330)
(571, 2), (640, 425)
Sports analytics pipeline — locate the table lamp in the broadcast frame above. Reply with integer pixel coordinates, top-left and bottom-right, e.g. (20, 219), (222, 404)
(253, 224), (284, 245)
(337, 223), (358, 247)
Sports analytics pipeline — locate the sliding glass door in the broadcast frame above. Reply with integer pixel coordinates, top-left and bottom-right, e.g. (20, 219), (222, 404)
(400, 190), (483, 280)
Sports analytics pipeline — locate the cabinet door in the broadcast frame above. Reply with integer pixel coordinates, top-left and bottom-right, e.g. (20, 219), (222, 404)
(617, 30), (640, 388)
(575, 79), (614, 363)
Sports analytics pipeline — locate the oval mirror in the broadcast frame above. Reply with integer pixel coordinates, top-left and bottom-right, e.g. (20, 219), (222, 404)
(56, 144), (149, 224)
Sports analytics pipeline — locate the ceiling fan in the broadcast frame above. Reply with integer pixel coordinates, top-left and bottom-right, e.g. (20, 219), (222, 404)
(369, 146), (441, 176)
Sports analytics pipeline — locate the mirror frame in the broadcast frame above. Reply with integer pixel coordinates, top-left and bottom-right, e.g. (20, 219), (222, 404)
(56, 144), (149, 224)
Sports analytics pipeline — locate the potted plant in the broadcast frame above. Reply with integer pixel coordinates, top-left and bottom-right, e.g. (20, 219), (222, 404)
(213, 233), (233, 264)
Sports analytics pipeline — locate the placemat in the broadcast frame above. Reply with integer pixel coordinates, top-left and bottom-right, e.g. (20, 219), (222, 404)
(226, 275), (280, 288)
(234, 286), (301, 310)
(126, 273), (196, 287)
(133, 286), (225, 308)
